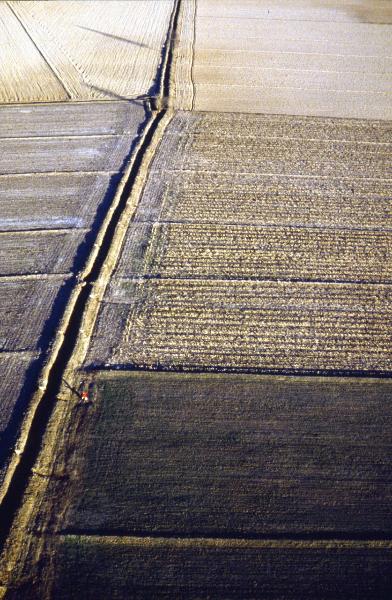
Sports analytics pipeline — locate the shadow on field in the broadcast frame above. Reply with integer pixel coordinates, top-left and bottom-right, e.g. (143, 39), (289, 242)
(77, 25), (150, 49)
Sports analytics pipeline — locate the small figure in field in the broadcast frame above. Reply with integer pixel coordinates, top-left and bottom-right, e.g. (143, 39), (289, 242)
(80, 390), (89, 403)
(78, 381), (93, 405)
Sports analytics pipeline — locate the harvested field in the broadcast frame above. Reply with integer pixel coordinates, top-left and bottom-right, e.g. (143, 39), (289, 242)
(7, 0), (173, 102)
(53, 535), (392, 600)
(0, 352), (40, 434)
(2, 2), (392, 597)
(0, 3), (66, 103)
(0, 101), (145, 138)
(87, 278), (392, 372)
(0, 276), (71, 353)
(166, 110), (392, 142)
(0, 100), (146, 485)
(117, 222), (392, 283)
(175, 0), (392, 118)
(0, 173), (118, 231)
(139, 171), (392, 229)
(64, 372), (392, 536)
(0, 230), (88, 276)
(0, 134), (134, 175)
(196, 0), (392, 22)
(85, 110), (392, 374)
(154, 131), (391, 180)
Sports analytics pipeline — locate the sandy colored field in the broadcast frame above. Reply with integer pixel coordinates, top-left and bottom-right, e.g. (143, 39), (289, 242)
(0, 3), (66, 103)
(5, 0), (173, 102)
(196, 0), (392, 22)
(174, 0), (392, 118)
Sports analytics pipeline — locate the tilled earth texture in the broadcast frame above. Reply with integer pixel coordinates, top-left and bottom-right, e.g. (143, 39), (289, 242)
(85, 111), (392, 375)
(0, 101), (145, 486)
(53, 372), (392, 599)
(1, 1), (174, 102)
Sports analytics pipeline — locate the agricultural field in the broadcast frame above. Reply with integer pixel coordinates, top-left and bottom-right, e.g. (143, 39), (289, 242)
(0, 101), (145, 486)
(1, 1), (174, 102)
(53, 535), (392, 600)
(0, 134), (134, 175)
(64, 372), (392, 535)
(50, 371), (392, 597)
(85, 110), (392, 374)
(0, 3), (66, 104)
(0, 230), (88, 276)
(116, 223), (392, 282)
(1, 1), (391, 598)
(0, 173), (118, 231)
(0, 353), (41, 435)
(173, 0), (392, 117)
(0, 101), (145, 138)
(87, 278), (392, 372)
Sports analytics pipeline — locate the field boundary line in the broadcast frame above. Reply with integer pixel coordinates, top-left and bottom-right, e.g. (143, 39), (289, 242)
(170, 0), (196, 109)
(59, 534), (392, 550)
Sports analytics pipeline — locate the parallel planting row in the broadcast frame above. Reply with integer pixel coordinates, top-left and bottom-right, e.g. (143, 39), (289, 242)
(85, 110), (392, 374)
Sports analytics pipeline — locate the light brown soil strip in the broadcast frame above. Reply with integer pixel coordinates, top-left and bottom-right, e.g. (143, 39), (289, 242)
(171, 0), (196, 109)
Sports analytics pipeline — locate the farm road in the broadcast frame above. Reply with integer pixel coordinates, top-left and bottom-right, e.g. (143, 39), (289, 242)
(1, 0), (392, 598)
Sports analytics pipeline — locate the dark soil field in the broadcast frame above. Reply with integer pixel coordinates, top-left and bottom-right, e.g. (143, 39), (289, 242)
(63, 372), (392, 537)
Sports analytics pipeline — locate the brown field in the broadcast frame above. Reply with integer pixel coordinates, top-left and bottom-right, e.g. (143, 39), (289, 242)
(85, 110), (392, 373)
(117, 222), (392, 283)
(154, 126), (391, 179)
(177, 0), (392, 117)
(166, 110), (392, 141)
(139, 171), (392, 229)
(53, 535), (392, 599)
(0, 230), (88, 276)
(86, 278), (392, 372)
